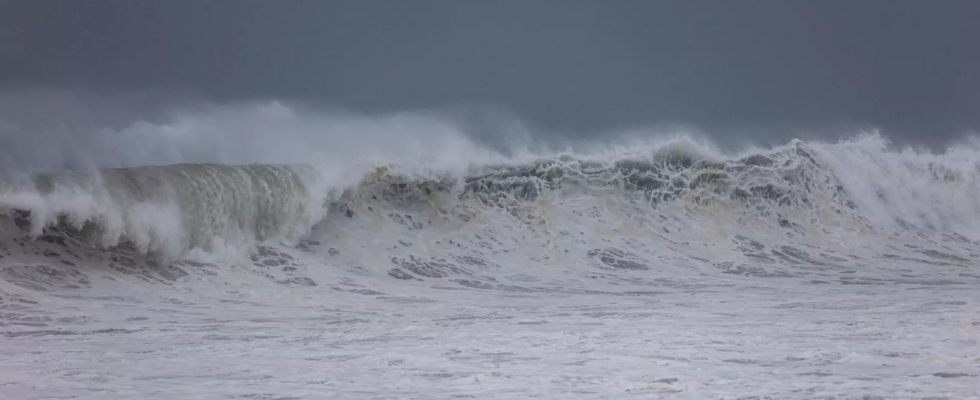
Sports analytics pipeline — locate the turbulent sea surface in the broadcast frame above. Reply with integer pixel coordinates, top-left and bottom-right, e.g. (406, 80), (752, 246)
(1, 136), (978, 399)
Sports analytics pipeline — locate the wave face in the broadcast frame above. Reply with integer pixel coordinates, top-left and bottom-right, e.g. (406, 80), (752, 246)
(2, 135), (979, 398)
(0, 164), (326, 259)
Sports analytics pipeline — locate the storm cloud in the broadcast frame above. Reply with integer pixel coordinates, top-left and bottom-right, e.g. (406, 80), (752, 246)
(1, 0), (978, 149)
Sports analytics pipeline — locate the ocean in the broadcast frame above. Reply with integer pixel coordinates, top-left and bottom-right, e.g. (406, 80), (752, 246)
(1, 134), (978, 399)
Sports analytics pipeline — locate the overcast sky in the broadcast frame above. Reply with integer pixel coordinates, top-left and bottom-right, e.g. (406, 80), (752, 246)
(2, 0), (977, 147)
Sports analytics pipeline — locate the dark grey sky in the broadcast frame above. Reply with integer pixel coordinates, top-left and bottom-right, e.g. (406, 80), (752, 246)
(2, 0), (978, 146)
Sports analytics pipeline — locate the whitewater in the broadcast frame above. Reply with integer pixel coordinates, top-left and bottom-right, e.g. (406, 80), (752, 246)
(1, 128), (979, 398)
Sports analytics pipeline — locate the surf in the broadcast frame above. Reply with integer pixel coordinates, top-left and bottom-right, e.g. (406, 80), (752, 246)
(0, 134), (976, 265)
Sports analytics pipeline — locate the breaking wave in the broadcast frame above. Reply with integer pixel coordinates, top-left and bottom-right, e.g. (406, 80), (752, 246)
(0, 164), (327, 259)
(1, 134), (977, 262)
